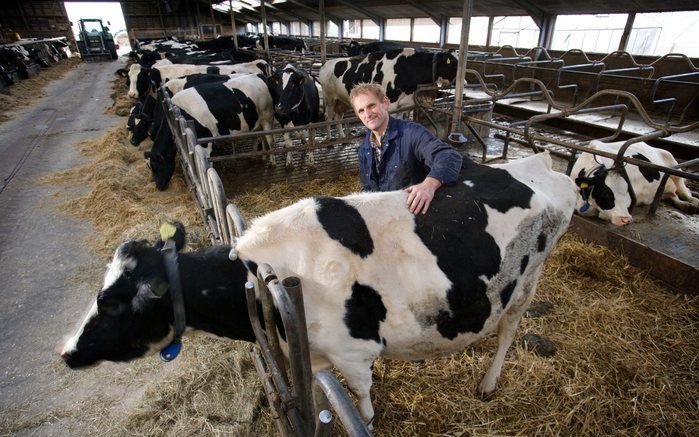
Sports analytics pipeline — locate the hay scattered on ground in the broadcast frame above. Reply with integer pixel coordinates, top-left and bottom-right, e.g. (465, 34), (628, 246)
(39, 127), (207, 254)
(0, 57), (81, 123)
(107, 74), (133, 116)
(230, 172), (360, 220)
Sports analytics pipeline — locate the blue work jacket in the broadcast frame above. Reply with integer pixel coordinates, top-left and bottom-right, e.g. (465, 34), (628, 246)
(358, 116), (463, 191)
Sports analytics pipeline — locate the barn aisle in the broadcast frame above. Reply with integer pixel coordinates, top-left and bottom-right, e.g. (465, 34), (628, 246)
(0, 59), (161, 436)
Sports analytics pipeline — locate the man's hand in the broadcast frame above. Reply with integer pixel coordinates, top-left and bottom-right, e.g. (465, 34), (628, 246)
(405, 177), (442, 214)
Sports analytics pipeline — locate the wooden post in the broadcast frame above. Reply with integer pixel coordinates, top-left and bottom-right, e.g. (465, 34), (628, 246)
(157, 2), (166, 37)
(229, 0), (238, 47)
(260, 0), (270, 59)
(451, 0), (472, 134)
(439, 15), (448, 48)
(320, 0), (326, 63)
(209, 1), (216, 38)
(618, 13), (636, 52)
(185, 0), (192, 36)
(486, 16), (494, 48)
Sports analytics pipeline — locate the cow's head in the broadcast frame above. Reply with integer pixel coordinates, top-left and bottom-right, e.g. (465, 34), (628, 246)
(127, 64), (151, 100)
(60, 224), (187, 368)
(126, 103), (142, 131)
(145, 138), (177, 191)
(343, 41), (361, 57)
(575, 165), (633, 226)
(270, 65), (310, 118)
(432, 50), (458, 87)
(130, 112), (151, 145)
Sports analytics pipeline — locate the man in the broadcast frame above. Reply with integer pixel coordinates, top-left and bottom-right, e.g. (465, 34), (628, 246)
(350, 83), (463, 214)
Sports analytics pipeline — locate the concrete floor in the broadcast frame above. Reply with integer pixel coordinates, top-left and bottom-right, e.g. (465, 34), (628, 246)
(0, 59), (165, 436)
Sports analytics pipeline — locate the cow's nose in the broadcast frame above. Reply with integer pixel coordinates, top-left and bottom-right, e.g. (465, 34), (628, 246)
(128, 91), (137, 99)
(60, 350), (71, 362)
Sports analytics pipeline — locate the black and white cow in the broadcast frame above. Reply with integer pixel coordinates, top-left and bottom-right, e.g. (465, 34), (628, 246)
(127, 60), (270, 100)
(268, 64), (323, 166)
(571, 140), (699, 225)
(61, 153), (576, 426)
(319, 48), (458, 133)
(341, 40), (408, 57)
(143, 73), (275, 189)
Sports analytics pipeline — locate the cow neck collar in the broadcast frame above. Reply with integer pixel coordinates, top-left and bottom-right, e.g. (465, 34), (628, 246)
(159, 238), (186, 362)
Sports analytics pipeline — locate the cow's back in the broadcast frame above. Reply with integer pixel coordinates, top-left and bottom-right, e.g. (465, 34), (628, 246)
(236, 153), (575, 362)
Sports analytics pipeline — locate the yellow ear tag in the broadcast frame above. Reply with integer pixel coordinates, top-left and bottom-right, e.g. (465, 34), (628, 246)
(160, 222), (177, 241)
(446, 58), (451, 64)
(580, 182), (589, 189)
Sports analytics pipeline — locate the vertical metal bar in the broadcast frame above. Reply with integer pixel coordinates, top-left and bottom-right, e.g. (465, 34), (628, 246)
(319, 0), (326, 64)
(409, 17), (414, 43)
(313, 371), (372, 437)
(281, 276), (315, 434)
(618, 13), (636, 52)
(185, 0), (192, 36)
(439, 15), (448, 48)
(260, 0), (270, 59)
(450, 0), (472, 134)
(257, 266), (288, 382)
(158, 2), (166, 37)
(194, 0), (201, 38)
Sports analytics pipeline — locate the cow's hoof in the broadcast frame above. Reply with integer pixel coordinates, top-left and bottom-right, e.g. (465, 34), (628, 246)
(477, 385), (496, 401)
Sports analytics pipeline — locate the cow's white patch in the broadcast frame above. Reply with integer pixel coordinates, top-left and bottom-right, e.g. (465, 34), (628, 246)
(61, 301), (98, 355)
(282, 69), (292, 90)
(463, 180), (474, 187)
(103, 249), (137, 289)
(484, 204), (531, 256)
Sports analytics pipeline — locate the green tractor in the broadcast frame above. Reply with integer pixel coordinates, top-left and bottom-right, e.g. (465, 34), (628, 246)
(76, 18), (118, 61)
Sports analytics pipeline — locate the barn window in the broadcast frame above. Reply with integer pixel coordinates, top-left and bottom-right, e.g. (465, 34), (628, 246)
(413, 18), (439, 43)
(290, 21), (300, 35)
(628, 11), (699, 57)
(344, 19), (362, 39)
(386, 18), (411, 41)
(551, 14), (627, 53)
(491, 16), (539, 49)
(312, 21), (320, 37)
(327, 21), (339, 38)
(447, 16), (489, 46)
(363, 19), (379, 39)
(245, 23), (255, 34)
(272, 22), (281, 35)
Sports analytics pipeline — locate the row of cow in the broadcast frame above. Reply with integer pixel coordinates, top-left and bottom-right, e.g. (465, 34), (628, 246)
(124, 36), (697, 227)
(0, 39), (70, 87)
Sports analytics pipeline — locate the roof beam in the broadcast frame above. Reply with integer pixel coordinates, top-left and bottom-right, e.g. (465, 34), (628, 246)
(283, 0), (343, 25)
(332, 0), (382, 26)
(403, 0), (440, 26)
(510, 0), (546, 28)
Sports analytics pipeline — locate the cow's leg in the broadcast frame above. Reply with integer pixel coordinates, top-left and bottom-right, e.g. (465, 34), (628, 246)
(324, 97), (336, 137)
(331, 357), (376, 428)
(665, 176), (699, 212)
(478, 267), (541, 397)
(261, 116), (276, 167)
(301, 129), (315, 166)
(283, 132), (294, 168)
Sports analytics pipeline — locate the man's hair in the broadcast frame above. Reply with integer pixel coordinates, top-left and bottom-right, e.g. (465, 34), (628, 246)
(349, 83), (386, 106)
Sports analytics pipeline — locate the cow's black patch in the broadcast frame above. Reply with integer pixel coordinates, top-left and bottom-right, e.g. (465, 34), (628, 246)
(631, 153), (661, 183)
(576, 167), (616, 210)
(520, 255), (529, 274)
(500, 280), (517, 308)
(537, 233), (547, 252)
(316, 197), (374, 258)
(206, 66), (220, 75)
(344, 282), (386, 343)
(243, 260), (259, 276)
(414, 159), (534, 339)
(373, 62), (384, 84)
(334, 60), (348, 77)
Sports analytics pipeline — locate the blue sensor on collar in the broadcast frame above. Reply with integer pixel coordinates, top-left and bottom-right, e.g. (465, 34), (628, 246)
(160, 340), (182, 362)
(579, 203), (589, 213)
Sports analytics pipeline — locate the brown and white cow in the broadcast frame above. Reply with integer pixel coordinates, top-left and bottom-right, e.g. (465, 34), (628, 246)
(61, 153), (576, 427)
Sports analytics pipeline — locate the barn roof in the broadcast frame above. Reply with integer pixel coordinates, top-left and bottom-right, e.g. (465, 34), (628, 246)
(204, 0), (699, 24)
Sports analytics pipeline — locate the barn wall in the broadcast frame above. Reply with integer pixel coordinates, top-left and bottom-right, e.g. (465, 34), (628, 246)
(0, 1), (74, 47)
(122, 0), (245, 42)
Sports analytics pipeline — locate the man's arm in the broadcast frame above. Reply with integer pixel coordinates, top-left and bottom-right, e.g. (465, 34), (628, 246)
(404, 123), (463, 214)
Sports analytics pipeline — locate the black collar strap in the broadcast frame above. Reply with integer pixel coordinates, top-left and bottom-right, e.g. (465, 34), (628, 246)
(160, 237), (186, 362)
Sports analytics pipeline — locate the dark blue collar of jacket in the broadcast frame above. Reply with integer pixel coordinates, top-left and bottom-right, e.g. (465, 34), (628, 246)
(362, 116), (400, 148)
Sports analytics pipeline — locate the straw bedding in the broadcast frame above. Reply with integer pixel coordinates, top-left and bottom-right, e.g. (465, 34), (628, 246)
(107, 74), (133, 116)
(0, 57), (81, 123)
(40, 81), (697, 435)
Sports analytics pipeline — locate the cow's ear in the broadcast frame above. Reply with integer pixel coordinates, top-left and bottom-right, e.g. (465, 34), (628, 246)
(116, 68), (128, 77)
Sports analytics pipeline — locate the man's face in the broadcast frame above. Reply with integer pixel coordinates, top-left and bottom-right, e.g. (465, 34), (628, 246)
(352, 92), (390, 133)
